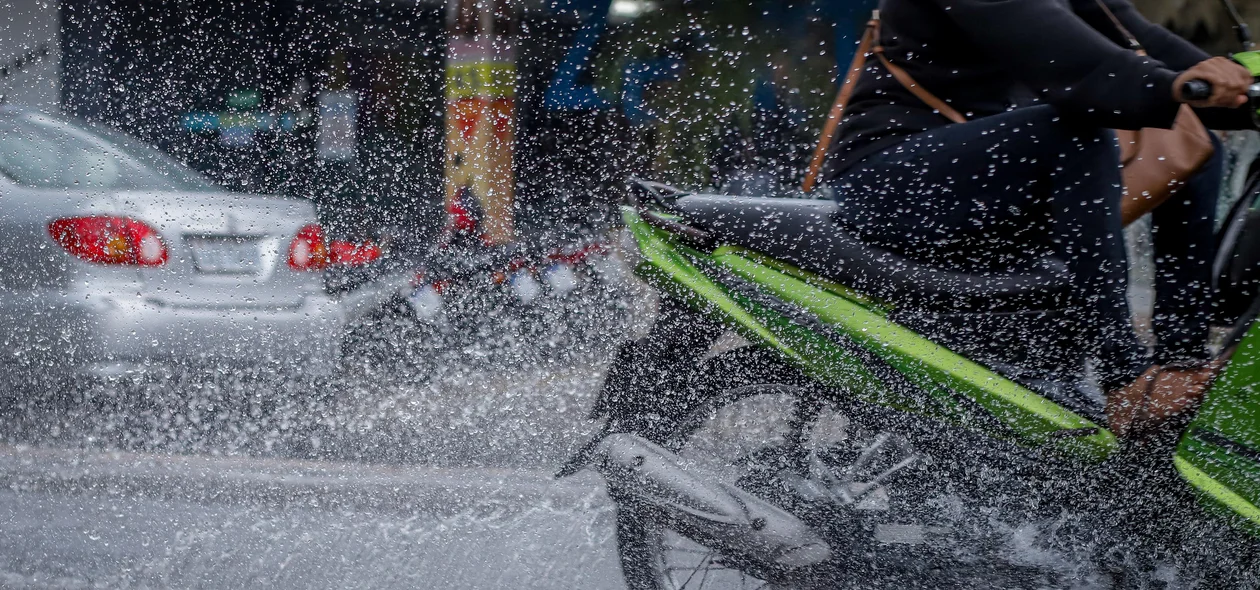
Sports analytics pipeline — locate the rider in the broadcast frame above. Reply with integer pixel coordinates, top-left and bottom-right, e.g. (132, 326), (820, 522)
(824, 0), (1255, 438)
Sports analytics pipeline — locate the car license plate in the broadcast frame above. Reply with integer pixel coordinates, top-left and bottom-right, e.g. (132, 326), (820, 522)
(188, 236), (263, 274)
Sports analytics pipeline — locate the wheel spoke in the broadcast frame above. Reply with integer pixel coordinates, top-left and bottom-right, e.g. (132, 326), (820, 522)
(663, 544), (711, 555)
(696, 558), (714, 588)
(675, 551), (715, 589)
(665, 563), (735, 573)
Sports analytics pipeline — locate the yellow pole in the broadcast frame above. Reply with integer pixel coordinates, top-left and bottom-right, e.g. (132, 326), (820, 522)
(444, 0), (517, 245)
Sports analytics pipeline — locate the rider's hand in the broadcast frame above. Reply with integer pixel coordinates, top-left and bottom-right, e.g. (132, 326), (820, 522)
(1173, 57), (1251, 108)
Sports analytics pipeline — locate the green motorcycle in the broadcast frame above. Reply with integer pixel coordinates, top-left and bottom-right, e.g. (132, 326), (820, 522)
(560, 145), (1260, 587)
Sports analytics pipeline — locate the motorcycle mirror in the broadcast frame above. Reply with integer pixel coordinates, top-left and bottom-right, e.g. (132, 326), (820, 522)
(1219, 0), (1254, 51)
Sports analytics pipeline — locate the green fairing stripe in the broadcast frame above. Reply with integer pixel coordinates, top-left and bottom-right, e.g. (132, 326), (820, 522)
(722, 247), (890, 314)
(622, 208), (1118, 462)
(1174, 455), (1260, 535)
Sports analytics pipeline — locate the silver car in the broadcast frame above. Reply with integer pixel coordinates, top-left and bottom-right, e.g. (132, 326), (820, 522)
(0, 108), (342, 381)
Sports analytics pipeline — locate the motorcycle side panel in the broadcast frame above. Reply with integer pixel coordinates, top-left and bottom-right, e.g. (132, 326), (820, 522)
(624, 210), (951, 420)
(1177, 321), (1260, 536)
(622, 207), (1118, 463)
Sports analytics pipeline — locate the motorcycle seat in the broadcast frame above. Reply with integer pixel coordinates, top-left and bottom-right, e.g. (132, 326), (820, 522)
(671, 194), (1070, 312)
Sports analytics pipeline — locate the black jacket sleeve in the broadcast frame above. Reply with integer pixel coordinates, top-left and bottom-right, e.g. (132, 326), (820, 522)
(1075, 0), (1254, 130)
(1073, 0), (1204, 69)
(937, 0), (1181, 129)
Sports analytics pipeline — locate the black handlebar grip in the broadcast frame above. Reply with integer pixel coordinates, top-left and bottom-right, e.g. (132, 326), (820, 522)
(1181, 79), (1213, 101)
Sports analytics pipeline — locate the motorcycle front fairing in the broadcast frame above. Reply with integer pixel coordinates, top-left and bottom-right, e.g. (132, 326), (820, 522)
(1175, 321), (1260, 536)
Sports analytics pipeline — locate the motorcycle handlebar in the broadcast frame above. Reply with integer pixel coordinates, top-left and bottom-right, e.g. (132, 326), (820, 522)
(1180, 79), (1213, 102)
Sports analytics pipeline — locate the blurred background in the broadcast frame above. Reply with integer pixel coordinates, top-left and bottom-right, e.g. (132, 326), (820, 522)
(4, 0), (852, 244)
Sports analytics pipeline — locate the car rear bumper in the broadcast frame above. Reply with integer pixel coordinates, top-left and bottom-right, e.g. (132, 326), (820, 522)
(0, 289), (343, 378)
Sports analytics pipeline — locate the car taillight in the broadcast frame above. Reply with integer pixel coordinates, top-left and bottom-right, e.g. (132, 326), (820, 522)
(48, 216), (168, 267)
(328, 239), (382, 266)
(288, 223), (329, 271)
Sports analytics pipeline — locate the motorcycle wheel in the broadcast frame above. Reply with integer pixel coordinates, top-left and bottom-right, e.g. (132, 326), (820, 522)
(610, 346), (1080, 590)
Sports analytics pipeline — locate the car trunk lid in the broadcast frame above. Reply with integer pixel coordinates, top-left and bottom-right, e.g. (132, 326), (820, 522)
(113, 190), (323, 308)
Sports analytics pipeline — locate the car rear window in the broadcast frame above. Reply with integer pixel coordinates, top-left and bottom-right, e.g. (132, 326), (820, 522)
(0, 114), (215, 191)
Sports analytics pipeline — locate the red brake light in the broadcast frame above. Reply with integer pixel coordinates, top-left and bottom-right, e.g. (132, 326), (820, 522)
(48, 216), (168, 267)
(328, 239), (382, 266)
(288, 223), (329, 271)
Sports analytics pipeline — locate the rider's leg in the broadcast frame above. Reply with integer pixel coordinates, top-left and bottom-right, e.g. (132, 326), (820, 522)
(832, 104), (1149, 392)
(1148, 133), (1224, 364)
(1042, 125), (1151, 393)
(833, 107), (1059, 254)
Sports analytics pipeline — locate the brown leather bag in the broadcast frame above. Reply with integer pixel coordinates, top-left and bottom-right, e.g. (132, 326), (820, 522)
(1115, 108), (1213, 224)
(803, 6), (1214, 227)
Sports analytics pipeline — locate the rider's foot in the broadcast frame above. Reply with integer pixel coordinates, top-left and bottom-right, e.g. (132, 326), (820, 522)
(1106, 361), (1222, 439)
(1106, 365), (1160, 439)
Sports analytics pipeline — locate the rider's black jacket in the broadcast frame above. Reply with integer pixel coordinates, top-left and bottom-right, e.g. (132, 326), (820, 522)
(826, 0), (1255, 180)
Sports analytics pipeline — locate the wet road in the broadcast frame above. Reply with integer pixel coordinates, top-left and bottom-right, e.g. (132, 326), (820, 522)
(0, 283), (654, 589)
(0, 354), (634, 590)
(0, 447), (624, 589)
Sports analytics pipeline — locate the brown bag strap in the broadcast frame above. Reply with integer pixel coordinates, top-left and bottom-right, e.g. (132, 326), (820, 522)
(874, 49), (967, 124)
(866, 1), (1143, 127)
(1092, 0), (1143, 51)
(802, 14), (879, 193)
(802, 11), (968, 192)
(869, 14), (966, 125)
